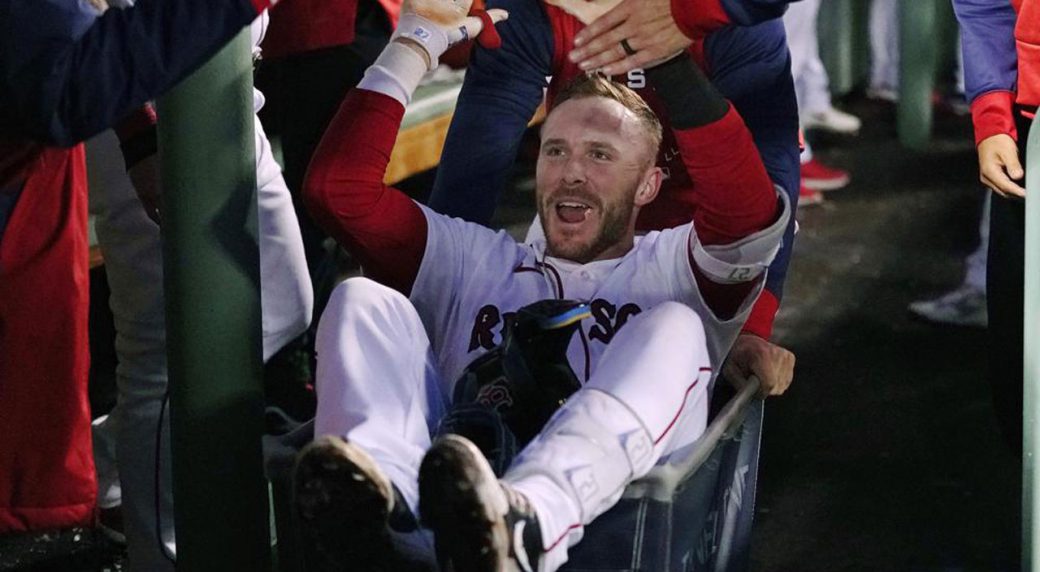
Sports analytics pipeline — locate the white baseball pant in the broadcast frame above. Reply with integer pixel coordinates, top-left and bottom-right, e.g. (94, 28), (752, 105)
(783, 0), (833, 116)
(869, 0), (900, 95)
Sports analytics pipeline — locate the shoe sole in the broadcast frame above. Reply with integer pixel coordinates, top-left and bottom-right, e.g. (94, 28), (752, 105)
(294, 436), (397, 572)
(798, 193), (824, 207)
(801, 119), (861, 136)
(419, 435), (513, 572)
(907, 306), (987, 329)
(803, 176), (850, 191)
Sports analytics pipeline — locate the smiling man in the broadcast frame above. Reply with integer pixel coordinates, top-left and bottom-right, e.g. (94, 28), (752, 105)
(295, 1), (789, 570)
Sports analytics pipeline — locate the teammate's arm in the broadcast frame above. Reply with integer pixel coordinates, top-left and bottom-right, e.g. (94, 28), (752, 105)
(565, 0), (791, 75)
(645, 54), (784, 318)
(0, 0), (273, 145)
(428, 0), (553, 224)
(951, 0), (1023, 198)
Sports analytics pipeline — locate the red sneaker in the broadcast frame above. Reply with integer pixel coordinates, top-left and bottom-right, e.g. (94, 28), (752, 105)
(801, 159), (851, 191)
(798, 184), (824, 207)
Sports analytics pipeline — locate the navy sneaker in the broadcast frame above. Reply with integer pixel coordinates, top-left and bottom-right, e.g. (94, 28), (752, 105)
(419, 434), (543, 572)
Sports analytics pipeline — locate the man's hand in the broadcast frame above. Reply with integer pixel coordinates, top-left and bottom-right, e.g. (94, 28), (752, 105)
(396, 0), (508, 69)
(977, 133), (1025, 199)
(128, 154), (162, 225)
(557, 0), (691, 76)
(722, 334), (795, 397)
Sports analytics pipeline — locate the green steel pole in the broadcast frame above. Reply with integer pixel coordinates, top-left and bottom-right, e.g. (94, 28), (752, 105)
(898, 0), (938, 149)
(157, 30), (271, 572)
(1024, 112), (1040, 570)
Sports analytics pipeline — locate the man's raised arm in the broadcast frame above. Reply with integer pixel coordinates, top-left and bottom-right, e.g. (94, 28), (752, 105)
(646, 54), (786, 318)
(303, 1), (507, 294)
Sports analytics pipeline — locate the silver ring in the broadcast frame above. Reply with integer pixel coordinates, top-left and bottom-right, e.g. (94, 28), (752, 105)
(620, 39), (637, 56)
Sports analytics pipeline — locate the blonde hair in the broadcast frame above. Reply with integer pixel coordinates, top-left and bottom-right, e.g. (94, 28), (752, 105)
(552, 73), (663, 160)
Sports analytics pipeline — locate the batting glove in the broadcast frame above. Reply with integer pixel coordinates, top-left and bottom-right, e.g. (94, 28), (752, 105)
(393, 0), (508, 70)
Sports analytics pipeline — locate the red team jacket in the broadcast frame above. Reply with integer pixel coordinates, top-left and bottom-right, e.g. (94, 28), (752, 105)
(0, 0), (274, 532)
(262, 0), (403, 59)
(955, 0), (1040, 144)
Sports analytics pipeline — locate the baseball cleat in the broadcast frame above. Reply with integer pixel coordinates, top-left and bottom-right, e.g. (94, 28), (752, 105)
(294, 436), (412, 572)
(800, 158), (850, 191)
(801, 106), (862, 135)
(419, 434), (543, 572)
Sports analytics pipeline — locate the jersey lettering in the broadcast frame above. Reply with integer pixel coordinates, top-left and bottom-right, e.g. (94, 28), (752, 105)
(468, 300), (644, 352)
(626, 69), (646, 89)
(469, 304), (501, 351)
(469, 305), (518, 351)
(588, 300), (643, 344)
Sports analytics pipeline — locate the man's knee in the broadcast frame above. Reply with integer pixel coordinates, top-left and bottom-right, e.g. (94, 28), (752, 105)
(320, 278), (423, 342)
(639, 301), (706, 348)
(327, 277), (408, 314)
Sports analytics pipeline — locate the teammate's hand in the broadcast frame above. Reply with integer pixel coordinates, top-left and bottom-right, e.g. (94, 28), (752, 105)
(977, 133), (1025, 199)
(722, 334), (795, 398)
(396, 0), (508, 69)
(560, 0), (691, 76)
(128, 154), (162, 225)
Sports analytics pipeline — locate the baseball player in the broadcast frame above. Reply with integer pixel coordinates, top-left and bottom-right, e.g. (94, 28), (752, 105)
(293, 0), (789, 570)
(428, 0), (800, 396)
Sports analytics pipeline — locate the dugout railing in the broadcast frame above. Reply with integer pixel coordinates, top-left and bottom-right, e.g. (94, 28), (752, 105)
(1023, 108), (1040, 568)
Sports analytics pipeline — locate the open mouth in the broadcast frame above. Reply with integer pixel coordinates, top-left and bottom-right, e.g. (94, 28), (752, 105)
(555, 200), (593, 224)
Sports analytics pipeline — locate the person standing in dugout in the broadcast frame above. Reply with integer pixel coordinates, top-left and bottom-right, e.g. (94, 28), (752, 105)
(952, 0), (1038, 454)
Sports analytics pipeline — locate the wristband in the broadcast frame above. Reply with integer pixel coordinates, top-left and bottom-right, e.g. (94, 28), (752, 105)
(392, 13), (451, 69)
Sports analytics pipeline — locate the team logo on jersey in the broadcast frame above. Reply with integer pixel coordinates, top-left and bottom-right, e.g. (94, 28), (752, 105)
(475, 377), (515, 410)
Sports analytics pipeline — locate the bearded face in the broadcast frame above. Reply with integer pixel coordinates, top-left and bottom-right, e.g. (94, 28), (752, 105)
(535, 97), (660, 264)
(537, 173), (640, 263)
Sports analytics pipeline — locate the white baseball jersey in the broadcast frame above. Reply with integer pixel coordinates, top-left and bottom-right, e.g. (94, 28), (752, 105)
(409, 197), (789, 394)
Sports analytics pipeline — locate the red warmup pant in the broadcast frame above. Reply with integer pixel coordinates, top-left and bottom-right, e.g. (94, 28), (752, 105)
(0, 145), (95, 532)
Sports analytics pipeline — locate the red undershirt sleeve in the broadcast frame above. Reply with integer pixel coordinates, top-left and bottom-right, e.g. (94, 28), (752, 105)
(303, 88), (428, 296)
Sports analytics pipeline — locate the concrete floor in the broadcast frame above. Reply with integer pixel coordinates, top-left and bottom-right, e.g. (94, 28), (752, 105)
(751, 100), (1019, 571)
(0, 96), (1022, 571)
